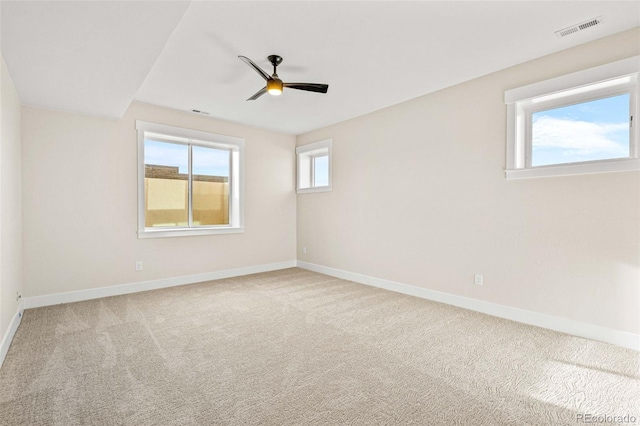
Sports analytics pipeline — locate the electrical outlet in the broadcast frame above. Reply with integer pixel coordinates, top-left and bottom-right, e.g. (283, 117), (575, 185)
(474, 274), (483, 286)
(135, 261), (143, 271)
(302, 247), (307, 255)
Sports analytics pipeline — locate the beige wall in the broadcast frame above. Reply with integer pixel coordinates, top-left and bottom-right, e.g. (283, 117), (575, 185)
(22, 102), (296, 297)
(0, 55), (23, 340)
(296, 28), (640, 335)
(144, 178), (229, 227)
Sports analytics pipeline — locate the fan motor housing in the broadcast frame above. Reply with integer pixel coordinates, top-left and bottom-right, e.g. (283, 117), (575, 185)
(268, 55), (283, 67)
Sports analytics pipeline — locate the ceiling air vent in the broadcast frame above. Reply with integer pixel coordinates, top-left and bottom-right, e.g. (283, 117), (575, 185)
(555, 16), (603, 38)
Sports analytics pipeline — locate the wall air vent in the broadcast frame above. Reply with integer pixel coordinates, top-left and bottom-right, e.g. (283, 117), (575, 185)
(191, 109), (210, 115)
(555, 16), (603, 38)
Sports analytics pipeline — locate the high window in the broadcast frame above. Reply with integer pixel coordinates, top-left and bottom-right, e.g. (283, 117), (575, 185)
(136, 121), (244, 238)
(296, 139), (332, 193)
(505, 56), (639, 179)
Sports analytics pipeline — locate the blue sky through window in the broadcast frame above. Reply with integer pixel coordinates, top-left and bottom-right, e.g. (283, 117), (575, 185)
(144, 140), (229, 177)
(314, 155), (329, 186)
(193, 145), (229, 177)
(531, 94), (630, 166)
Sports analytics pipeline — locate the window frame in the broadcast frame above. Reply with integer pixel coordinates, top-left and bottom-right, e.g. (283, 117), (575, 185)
(136, 120), (244, 238)
(296, 139), (332, 193)
(505, 56), (640, 179)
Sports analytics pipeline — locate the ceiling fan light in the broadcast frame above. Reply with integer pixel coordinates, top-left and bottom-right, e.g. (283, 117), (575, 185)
(267, 79), (283, 96)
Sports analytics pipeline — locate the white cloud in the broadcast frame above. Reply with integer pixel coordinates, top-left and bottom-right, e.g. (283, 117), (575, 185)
(532, 116), (628, 156)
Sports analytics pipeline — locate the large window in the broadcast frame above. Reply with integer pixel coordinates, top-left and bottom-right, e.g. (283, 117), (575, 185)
(296, 139), (332, 193)
(136, 121), (244, 238)
(505, 56), (639, 179)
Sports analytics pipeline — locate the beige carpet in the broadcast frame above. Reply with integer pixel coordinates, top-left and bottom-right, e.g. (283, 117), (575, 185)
(0, 268), (638, 425)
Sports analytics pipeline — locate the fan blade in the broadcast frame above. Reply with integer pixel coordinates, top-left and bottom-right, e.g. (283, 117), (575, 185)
(246, 87), (267, 101)
(283, 83), (329, 94)
(238, 56), (272, 81)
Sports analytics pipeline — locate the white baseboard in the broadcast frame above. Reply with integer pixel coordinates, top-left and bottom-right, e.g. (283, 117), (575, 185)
(24, 261), (297, 309)
(0, 299), (24, 369)
(297, 261), (640, 351)
(17, 259), (639, 351)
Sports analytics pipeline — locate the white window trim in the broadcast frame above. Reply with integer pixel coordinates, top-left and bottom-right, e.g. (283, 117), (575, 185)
(136, 120), (245, 238)
(505, 56), (640, 179)
(296, 138), (332, 193)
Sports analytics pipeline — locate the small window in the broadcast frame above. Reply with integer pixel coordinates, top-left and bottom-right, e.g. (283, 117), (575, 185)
(505, 56), (639, 179)
(136, 121), (244, 238)
(296, 139), (332, 193)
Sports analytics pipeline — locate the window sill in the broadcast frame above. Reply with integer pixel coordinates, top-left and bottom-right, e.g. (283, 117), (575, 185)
(138, 227), (245, 239)
(505, 158), (640, 180)
(297, 186), (332, 194)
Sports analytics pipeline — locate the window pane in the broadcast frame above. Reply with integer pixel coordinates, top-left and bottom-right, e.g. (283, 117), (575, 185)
(314, 155), (329, 187)
(192, 145), (230, 226)
(144, 140), (189, 227)
(531, 94), (630, 167)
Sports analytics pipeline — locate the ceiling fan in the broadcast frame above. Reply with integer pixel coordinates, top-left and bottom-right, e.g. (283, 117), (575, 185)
(238, 55), (329, 101)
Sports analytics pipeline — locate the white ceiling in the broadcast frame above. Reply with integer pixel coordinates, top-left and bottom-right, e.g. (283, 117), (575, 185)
(2, 1), (639, 134)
